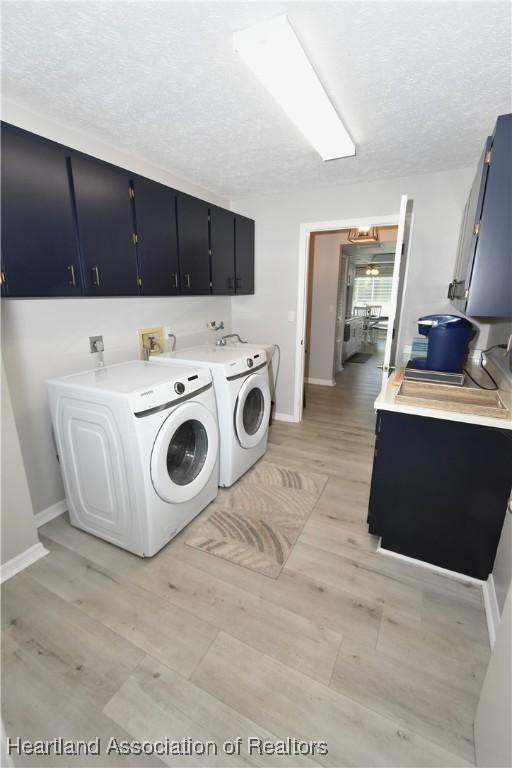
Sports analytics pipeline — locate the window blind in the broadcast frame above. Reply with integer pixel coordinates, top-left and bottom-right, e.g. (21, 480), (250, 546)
(352, 276), (393, 317)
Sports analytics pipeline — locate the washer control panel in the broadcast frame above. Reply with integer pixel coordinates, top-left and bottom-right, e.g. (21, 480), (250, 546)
(131, 366), (211, 415)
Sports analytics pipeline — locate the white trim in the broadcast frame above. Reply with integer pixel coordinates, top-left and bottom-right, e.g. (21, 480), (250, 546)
(34, 498), (67, 528)
(305, 377), (335, 386)
(482, 574), (500, 649)
(0, 542), (49, 583)
(381, 196), (411, 388)
(376, 542), (485, 585)
(295, 213), (400, 423)
(273, 412), (297, 423)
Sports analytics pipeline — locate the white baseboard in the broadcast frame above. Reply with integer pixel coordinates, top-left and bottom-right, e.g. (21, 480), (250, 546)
(34, 499), (67, 528)
(377, 543), (499, 648)
(0, 542), (49, 583)
(306, 377), (335, 386)
(376, 544), (485, 585)
(273, 412), (297, 423)
(482, 574), (500, 649)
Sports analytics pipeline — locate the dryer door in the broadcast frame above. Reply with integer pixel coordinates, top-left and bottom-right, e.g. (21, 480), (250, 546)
(151, 401), (218, 503)
(234, 372), (271, 449)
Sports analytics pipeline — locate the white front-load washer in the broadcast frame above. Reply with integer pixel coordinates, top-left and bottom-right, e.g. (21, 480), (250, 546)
(151, 346), (271, 487)
(47, 360), (219, 556)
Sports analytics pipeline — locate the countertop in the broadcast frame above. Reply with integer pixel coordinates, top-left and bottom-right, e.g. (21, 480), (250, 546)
(375, 364), (512, 430)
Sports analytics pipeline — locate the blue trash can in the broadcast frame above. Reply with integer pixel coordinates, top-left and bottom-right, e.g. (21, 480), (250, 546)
(415, 314), (474, 373)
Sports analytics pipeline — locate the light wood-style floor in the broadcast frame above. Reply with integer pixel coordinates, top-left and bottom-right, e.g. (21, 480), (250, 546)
(2, 343), (490, 767)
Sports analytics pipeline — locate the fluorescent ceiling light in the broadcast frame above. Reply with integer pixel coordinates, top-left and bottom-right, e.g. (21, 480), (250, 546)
(233, 15), (355, 161)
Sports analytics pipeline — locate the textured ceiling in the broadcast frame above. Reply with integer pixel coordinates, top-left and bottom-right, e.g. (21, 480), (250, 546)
(2, 2), (511, 197)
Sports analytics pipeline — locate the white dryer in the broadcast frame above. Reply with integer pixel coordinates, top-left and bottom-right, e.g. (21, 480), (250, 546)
(47, 361), (219, 556)
(151, 346), (271, 487)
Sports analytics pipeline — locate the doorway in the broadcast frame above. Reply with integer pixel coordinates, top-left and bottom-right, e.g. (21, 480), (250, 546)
(296, 199), (412, 422)
(304, 227), (398, 393)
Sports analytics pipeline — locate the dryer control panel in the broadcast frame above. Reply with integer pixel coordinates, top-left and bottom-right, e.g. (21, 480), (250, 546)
(130, 368), (211, 415)
(224, 350), (266, 380)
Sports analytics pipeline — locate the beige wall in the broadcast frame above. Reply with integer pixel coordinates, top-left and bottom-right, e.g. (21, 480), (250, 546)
(1, 363), (39, 565)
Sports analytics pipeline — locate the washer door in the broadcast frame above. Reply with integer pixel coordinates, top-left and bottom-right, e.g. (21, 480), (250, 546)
(234, 372), (271, 449)
(151, 402), (218, 503)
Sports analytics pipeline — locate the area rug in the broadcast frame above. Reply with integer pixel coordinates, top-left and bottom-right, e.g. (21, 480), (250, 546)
(185, 461), (328, 578)
(346, 352), (372, 363)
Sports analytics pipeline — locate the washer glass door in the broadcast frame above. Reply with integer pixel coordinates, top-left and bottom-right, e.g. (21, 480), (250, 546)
(151, 401), (218, 503)
(234, 372), (271, 449)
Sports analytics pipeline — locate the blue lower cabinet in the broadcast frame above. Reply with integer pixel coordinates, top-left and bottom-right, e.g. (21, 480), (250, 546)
(368, 410), (512, 579)
(132, 176), (180, 295)
(1, 123), (83, 297)
(70, 153), (139, 296)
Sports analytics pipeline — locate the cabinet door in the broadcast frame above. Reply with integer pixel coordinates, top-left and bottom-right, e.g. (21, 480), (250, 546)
(466, 113), (512, 317)
(1, 123), (82, 297)
(368, 410), (511, 579)
(176, 193), (210, 295)
(449, 137), (491, 310)
(71, 154), (139, 296)
(132, 176), (179, 295)
(234, 214), (255, 294)
(210, 206), (235, 295)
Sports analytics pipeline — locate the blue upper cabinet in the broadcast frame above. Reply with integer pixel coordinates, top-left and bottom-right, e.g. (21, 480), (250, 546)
(450, 114), (512, 317)
(0, 122), (254, 298)
(132, 176), (180, 295)
(176, 193), (211, 294)
(449, 136), (492, 311)
(210, 206), (235, 295)
(235, 214), (255, 295)
(1, 123), (83, 297)
(70, 153), (139, 296)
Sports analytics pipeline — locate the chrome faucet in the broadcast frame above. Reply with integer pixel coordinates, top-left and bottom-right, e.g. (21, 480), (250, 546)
(216, 333), (247, 347)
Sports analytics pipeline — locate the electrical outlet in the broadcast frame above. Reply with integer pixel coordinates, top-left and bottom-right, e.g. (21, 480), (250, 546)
(89, 335), (103, 353)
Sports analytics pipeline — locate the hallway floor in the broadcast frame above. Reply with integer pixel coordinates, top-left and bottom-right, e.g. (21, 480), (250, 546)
(2, 345), (489, 767)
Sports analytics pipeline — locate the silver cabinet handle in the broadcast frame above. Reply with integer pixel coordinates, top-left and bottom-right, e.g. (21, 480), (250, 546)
(185, 273), (191, 289)
(67, 264), (76, 287)
(172, 272), (179, 289)
(91, 266), (100, 287)
(228, 277), (235, 290)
